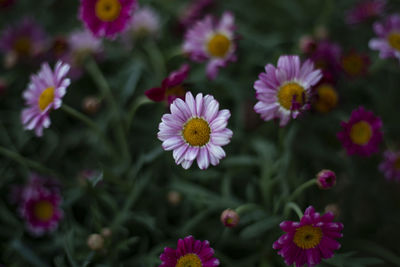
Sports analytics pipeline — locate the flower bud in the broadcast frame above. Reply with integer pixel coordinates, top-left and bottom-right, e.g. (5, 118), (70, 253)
(299, 35), (316, 54)
(316, 169), (336, 189)
(220, 209), (239, 228)
(167, 191), (182, 206)
(87, 233), (104, 251)
(82, 96), (101, 115)
(101, 227), (112, 238)
(324, 203), (340, 218)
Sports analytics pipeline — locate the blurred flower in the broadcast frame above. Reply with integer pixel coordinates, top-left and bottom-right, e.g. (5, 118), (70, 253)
(48, 36), (70, 60)
(167, 191), (182, 206)
(324, 204), (341, 218)
(21, 61), (71, 137)
(0, 18), (46, 61)
(183, 11), (237, 80)
(369, 14), (400, 62)
(159, 235), (219, 267)
(158, 92), (233, 170)
(178, 0), (215, 32)
(299, 35), (316, 54)
(254, 55), (322, 126)
(101, 227), (112, 237)
(79, 0), (137, 39)
(337, 106), (383, 157)
(87, 233), (104, 250)
(78, 169), (103, 186)
(82, 96), (102, 114)
(341, 50), (370, 77)
(313, 83), (338, 113)
(145, 64), (190, 105)
(379, 150), (400, 182)
(316, 169), (336, 189)
(346, 0), (386, 25)
(310, 40), (342, 82)
(220, 209), (239, 228)
(273, 206), (343, 267)
(314, 25), (329, 40)
(123, 6), (160, 41)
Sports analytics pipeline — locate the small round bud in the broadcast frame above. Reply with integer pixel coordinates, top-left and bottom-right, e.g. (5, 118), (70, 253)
(167, 191), (182, 206)
(101, 228), (112, 238)
(317, 169), (336, 189)
(325, 203), (340, 218)
(299, 35), (316, 54)
(82, 96), (101, 115)
(87, 234), (104, 251)
(220, 209), (240, 228)
(4, 52), (17, 69)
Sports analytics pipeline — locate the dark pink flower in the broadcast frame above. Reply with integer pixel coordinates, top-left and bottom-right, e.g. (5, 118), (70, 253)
(159, 235), (219, 267)
(346, 0), (386, 25)
(273, 206), (343, 267)
(310, 40), (342, 82)
(316, 169), (336, 189)
(337, 106), (383, 157)
(379, 150), (400, 182)
(145, 64), (190, 104)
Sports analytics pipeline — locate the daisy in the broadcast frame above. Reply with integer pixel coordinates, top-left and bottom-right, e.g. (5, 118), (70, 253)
(346, 0), (386, 25)
(159, 235), (219, 267)
(21, 61), (71, 136)
(79, 0), (137, 39)
(369, 14), (400, 62)
(273, 206), (343, 267)
(379, 150), (400, 182)
(312, 83), (338, 113)
(337, 106), (383, 156)
(253, 55), (322, 126)
(158, 91), (233, 170)
(183, 11), (237, 80)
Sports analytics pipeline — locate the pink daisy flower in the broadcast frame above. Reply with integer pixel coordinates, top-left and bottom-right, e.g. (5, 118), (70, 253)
(158, 91), (233, 170)
(21, 61), (71, 137)
(159, 235), (219, 267)
(126, 6), (160, 39)
(379, 150), (400, 182)
(337, 106), (383, 157)
(346, 0), (386, 25)
(0, 17), (46, 60)
(183, 11), (237, 80)
(369, 14), (400, 62)
(79, 0), (137, 39)
(253, 55), (322, 126)
(145, 64), (190, 105)
(273, 206), (344, 267)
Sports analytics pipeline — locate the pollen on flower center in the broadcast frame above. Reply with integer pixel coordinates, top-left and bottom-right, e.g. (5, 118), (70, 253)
(38, 87), (55, 111)
(95, 0), (121, 22)
(293, 225), (323, 249)
(176, 253), (202, 267)
(14, 37), (31, 56)
(342, 54), (363, 76)
(207, 33), (231, 58)
(350, 120), (372, 145)
(388, 32), (400, 51)
(277, 82), (305, 110)
(182, 118), (211, 147)
(33, 200), (54, 222)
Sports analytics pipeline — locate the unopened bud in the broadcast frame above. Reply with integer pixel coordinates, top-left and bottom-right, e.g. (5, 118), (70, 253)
(220, 209), (240, 228)
(167, 191), (182, 206)
(87, 233), (104, 251)
(82, 96), (101, 115)
(299, 35), (316, 54)
(325, 203), (340, 218)
(317, 169), (336, 189)
(101, 228), (112, 238)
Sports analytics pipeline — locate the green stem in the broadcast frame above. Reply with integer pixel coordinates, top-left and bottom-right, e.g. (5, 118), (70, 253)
(284, 202), (303, 219)
(235, 203), (263, 215)
(126, 96), (153, 131)
(0, 146), (57, 176)
(143, 40), (166, 81)
(287, 179), (317, 202)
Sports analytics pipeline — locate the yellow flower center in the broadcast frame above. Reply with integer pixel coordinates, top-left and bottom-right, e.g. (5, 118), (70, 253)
(182, 118), (211, 147)
(341, 54), (364, 76)
(95, 0), (121, 22)
(293, 225), (323, 249)
(33, 200), (54, 222)
(394, 157), (400, 170)
(176, 253), (202, 267)
(277, 82), (305, 110)
(13, 37), (31, 56)
(314, 84), (338, 113)
(388, 32), (400, 51)
(350, 121), (372, 145)
(207, 33), (231, 58)
(38, 87), (55, 111)
(165, 85), (185, 98)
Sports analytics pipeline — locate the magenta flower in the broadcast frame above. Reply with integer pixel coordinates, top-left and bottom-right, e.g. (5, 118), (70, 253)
(158, 91), (233, 170)
(21, 61), (71, 136)
(0, 17), (46, 60)
(316, 169), (336, 189)
(253, 55), (322, 126)
(159, 235), (219, 267)
(145, 64), (190, 104)
(79, 0), (137, 39)
(369, 14), (400, 62)
(346, 0), (386, 25)
(273, 206), (343, 267)
(178, 0), (215, 32)
(183, 11), (237, 80)
(337, 106), (383, 157)
(310, 40), (342, 82)
(379, 150), (400, 182)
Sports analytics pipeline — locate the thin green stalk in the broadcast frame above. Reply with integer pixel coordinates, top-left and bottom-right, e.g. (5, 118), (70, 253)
(143, 40), (166, 80)
(235, 203), (263, 215)
(287, 179), (317, 202)
(284, 202), (303, 219)
(126, 96), (153, 131)
(0, 146), (57, 176)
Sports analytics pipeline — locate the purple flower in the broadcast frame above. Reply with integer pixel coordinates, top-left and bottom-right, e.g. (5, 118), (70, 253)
(253, 55), (322, 126)
(159, 235), (219, 267)
(379, 150), (400, 182)
(369, 14), (400, 62)
(316, 169), (336, 189)
(273, 206), (343, 267)
(158, 91), (233, 170)
(310, 40), (342, 81)
(0, 17), (46, 60)
(346, 0), (386, 25)
(21, 61), (71, 136)
(178, 0), (215, 32)
(337, 106), (383, 157)
(183, 11), (237, 80)
(79, 0), (137, 39)
(145, 64), (190, 104)
(220, 209), (239, 228)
